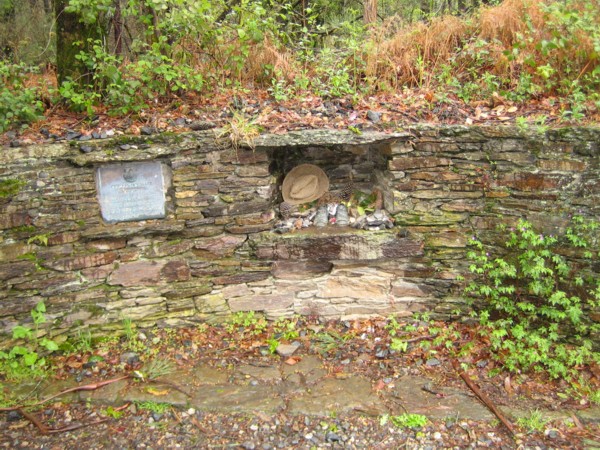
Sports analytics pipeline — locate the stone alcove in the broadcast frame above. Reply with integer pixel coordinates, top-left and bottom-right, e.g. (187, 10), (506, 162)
(259, 130), (410, 216)
(245, 131), (421, 264)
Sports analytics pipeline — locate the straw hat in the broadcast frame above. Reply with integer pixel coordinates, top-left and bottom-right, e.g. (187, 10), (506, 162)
(281, 164), (329, 205)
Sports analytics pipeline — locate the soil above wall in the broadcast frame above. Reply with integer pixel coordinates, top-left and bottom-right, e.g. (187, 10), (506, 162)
(0, 125), (598, 343)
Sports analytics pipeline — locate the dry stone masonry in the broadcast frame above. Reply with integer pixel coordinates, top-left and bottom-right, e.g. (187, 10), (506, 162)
(0, 126), (598, 341)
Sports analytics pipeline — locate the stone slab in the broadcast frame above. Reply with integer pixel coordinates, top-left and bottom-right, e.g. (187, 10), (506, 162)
(191, 384), (283, 413)
(287, 377), (387, 416)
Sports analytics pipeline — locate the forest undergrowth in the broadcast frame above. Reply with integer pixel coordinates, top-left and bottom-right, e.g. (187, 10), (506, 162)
(0, 0), (599, 136)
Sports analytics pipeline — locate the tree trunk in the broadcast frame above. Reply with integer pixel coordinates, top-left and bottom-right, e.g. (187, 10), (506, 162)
(113, 0), (123, 56)
(55, 0), (101, 86)
(364, 0), (377, 25)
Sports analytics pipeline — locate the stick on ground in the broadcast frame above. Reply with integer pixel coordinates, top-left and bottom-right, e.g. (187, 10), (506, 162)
(452, 359), (516, 437)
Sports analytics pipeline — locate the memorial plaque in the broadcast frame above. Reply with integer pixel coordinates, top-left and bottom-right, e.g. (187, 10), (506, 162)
(96, 161), (167, 223)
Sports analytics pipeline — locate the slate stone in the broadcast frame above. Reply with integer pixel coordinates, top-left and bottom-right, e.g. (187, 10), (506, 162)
(109, 260), (166, 286)
(66, 131), (82, 140)
(191, 384), (283, 413)
(367, 110), (381, 123)
(275, 342), (301, 357)
(141, 126), (156, 135)
(287, 377), (387, 416)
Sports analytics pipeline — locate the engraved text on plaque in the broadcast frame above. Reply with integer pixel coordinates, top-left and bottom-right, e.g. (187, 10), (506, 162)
(96, 161), (167, 223)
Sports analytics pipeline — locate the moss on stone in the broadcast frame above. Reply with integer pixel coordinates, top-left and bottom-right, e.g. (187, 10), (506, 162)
(83, 303), (104, 317)
(10, 225), (37, 233)
(0, 179), (26, 198)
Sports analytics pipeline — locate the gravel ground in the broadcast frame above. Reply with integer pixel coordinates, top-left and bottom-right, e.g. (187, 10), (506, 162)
(1, 406), (554, 449)
(1, 319), (599, 449)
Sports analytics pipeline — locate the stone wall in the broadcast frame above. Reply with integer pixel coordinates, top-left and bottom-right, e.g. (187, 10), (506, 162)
(0, 126), (598, 341)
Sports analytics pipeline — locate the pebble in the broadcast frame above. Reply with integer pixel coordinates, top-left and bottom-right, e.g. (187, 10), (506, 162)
(276, 342), (300, 357)
(66, 131), (82, 140)
(7, 411), (21, 421)
(375, 348), (389, 359)
(366, 110), (381, 123)
(140, 126), (156, 135)
(79, 145), (93, 153)
(120, 351), (140, 365)
(426, 358), (441, 367)
(326, 431), (341, 442)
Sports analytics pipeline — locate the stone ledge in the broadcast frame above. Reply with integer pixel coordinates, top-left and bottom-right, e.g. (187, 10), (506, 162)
(252, 229), (424, 261)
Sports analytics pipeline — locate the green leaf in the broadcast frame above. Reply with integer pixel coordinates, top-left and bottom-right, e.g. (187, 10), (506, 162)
(23, 351), (38, 366)
(12, 325), (32, 340)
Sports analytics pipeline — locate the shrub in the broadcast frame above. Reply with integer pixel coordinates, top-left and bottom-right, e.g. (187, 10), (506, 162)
(465, 216), (600, 380)
(0, 301), (58, 381)
(0, 61), (44, 132)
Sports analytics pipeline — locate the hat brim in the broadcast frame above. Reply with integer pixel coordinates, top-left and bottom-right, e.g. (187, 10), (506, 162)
(281, 164), (329, 205)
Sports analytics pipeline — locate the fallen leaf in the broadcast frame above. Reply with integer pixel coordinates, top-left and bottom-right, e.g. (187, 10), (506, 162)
(570, 414), (583, 429)
(504, 375), (514, 397)
(465, 117), (474, 125)
(507, 106), (518, 113)
(146, 387), (169, 396)
(284, 357), (299, 365)
(374, 379), (386, 391)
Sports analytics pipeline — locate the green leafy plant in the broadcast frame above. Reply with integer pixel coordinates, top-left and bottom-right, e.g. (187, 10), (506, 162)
(266, 337), (280, 354)
(135, 400), (171, 414)
(0, 62), (44, 132)
(465, 216), (600, 380)
(27, 233), (51, 246)
(103, 406), (124, 419)
(0, 301), (58, 381)
(136, 358), (175, 381)
(217, 112), (261, 152)
(517, 409), (549, 433)
(312, 330), (352, 355)
(273, 317), (299, 341)
(380, 413), (428, 429)
(122, 317), (136, 341)
(75, 328), (93, 353)
(225, 311), (267, 335)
